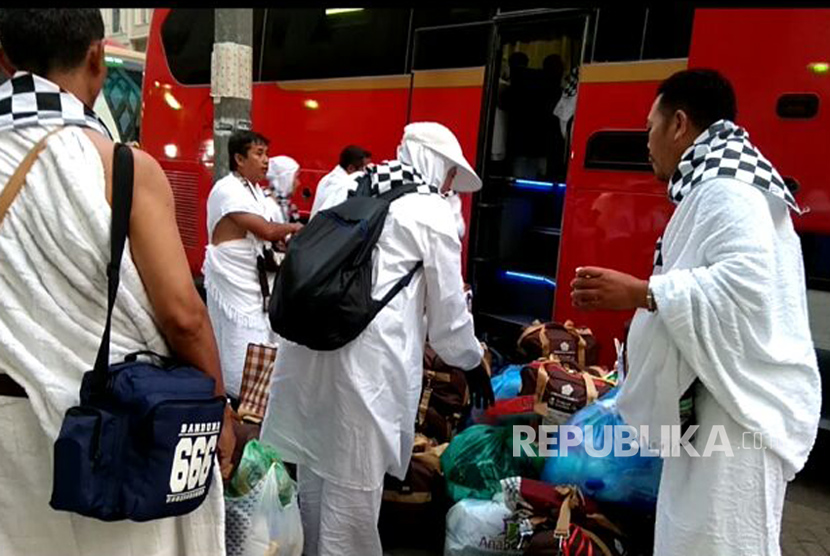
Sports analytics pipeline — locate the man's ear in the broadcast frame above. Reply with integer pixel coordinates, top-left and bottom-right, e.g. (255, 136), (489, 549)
(87, 40), (105, 78)
(234, 152), (245, 169)
(672, 109), (691, 142)
(0, 47), (15, 75)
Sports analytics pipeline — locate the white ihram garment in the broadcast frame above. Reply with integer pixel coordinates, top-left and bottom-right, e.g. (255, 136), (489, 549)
(618, 178), (821, 556)
(203, 173), (278, 398)
(0, 126), (224, 556)
(262, 191), (482, 491)
(310, 164), (359, 219)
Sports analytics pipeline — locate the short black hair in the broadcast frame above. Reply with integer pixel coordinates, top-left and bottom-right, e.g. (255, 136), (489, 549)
(339, 145), (371, 170)
(657, 69), (737, 131)
(0, 9), (104, 76)
(228, 130), (269, 172)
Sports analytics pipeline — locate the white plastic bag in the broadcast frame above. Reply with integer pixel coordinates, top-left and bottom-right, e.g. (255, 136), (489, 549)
(226, 463), (304, 556)
(444, 494), (523, 556)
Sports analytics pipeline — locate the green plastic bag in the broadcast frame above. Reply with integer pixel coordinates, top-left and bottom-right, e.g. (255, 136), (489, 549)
(441, 424), (545, 503)
(226, 440), (294, 507)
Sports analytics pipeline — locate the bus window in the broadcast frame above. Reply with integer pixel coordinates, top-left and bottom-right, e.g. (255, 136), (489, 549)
(161, 9), (215, 85)
(412, 8), (494, 28)
(591, 7), (693, 63)
(591, 7), (647, 63)
(411, 23), (492, 71)
(584, 131), (651, 172)
(641, 6), (694, 60)
(259, 8), (410, 81)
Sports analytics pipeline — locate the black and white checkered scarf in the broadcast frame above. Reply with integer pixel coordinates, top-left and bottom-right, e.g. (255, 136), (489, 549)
(562, 66), (579, 98)
(654, 119), (800, 269)
(364, 159), (440, 197)
(0, 71), (112, 138)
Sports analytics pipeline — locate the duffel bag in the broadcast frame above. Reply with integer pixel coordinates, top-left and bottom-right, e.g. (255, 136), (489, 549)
(379, 434), (448, 551)
(418, 345), (471, 443)
(518, 320), (599, 368)
(520, 359), (615, 426)
(501, 479), (629, 556)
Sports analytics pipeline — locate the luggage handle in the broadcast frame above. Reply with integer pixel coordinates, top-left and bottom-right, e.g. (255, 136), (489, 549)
(123, 350), (178, 368)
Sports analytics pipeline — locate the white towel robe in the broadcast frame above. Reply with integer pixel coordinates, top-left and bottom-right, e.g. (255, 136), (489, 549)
(203, 173), (280, 398)
(618, 178), (821, 556)
(0, 126), (224, 556)
(261, 192), (484, 491)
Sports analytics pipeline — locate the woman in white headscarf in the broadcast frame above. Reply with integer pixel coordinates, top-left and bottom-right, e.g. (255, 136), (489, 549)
(265, 155), (300, 224)
(262, 122), (490, 556)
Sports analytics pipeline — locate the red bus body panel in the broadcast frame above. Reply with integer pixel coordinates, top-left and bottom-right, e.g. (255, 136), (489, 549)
(554, 80), (674, 364)
(142, 8), (830, 366)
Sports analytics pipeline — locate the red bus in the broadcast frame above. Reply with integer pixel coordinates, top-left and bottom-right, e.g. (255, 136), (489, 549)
(142, 8), (830, 399)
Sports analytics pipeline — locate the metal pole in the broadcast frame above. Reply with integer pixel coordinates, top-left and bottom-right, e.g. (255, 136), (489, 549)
(212, 9), (253, 182)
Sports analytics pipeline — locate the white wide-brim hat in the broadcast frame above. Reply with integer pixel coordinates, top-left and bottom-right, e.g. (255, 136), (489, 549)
(401, 122), (482, 192)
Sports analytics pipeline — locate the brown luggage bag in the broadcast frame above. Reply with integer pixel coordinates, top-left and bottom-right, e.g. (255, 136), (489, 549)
(518, 320), (600, 368)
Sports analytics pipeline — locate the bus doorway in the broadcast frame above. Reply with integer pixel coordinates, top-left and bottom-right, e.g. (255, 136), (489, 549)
(470, 12), (589, 349)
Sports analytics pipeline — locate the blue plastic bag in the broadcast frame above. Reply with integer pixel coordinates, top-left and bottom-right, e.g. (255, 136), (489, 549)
(541, 387), (662, 511)
(491, 365), (524, 400)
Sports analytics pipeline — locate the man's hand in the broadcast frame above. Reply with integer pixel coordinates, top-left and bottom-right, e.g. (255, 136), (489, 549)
(466, 364), (495, 410)
(570, 266), (649, 312)
(274, 222), (303, 243)
(218, 406), (238, 481)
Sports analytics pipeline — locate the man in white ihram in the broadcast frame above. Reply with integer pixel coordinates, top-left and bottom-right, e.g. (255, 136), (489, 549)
(570, 69), (820, 556)
(261, 122), (494, 556)
(309, 144), (370, 219)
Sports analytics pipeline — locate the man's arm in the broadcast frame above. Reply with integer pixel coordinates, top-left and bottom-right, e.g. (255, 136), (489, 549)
(225, 212), (301, 243)
(421, 212), (484, 371)
(85, 129), (237, 477)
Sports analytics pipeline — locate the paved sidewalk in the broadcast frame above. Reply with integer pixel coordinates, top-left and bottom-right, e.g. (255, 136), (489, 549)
(781, 435), (830, 556)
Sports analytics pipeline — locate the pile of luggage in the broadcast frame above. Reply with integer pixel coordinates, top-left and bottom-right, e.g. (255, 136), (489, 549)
(379, 320), (661, 555)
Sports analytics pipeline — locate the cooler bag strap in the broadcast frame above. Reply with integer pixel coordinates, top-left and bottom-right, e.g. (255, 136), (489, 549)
(563, 320), (590, 367)
(417, 374), (434, 426)
(581, 372), (599, 404)
(90, 143), (134, 393)
(0, 128), (64, 225)
(533, 367), (549, 416)
(518, 320), (550, 355)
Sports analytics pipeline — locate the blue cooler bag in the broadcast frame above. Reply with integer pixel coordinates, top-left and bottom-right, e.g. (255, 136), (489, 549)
(49, 144), (226, 521)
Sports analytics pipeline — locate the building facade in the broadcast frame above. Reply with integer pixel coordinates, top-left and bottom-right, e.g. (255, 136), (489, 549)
(101, 8), (153, 52)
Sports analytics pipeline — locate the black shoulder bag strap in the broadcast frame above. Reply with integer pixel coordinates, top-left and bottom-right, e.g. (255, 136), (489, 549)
(90, 144), (134, 392)
(371, 181), (425, 314)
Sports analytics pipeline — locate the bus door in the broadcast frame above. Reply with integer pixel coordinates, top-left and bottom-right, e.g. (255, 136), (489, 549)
(467, 9), (590, 351)
(691, 8), (830, 428)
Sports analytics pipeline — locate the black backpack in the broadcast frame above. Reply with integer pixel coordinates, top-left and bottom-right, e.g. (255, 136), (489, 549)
(269, 174), (424, 350)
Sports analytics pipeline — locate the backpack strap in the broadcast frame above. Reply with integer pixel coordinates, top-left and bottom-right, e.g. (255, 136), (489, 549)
(0, 128), (64, 226)
(90, 143), (134, 393)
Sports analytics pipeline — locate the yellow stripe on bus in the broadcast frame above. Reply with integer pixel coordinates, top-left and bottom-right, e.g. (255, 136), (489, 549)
(580, 59), (688, 84)
(275, 67), (485, 92)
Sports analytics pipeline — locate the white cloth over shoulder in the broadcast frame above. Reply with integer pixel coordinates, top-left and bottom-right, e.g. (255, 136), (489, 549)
(0, 126), (225, 556)
(310, 165), (359, 219)
(0, 126), (167, 439)
(619, 178), (820, 479)
(261, 192), (483, 491)
(618, 178), (820, 555)
(203, 173), (278, 398)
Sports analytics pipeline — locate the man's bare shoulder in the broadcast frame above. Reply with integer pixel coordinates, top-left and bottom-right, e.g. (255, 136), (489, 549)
(81, 129), (168, 192)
